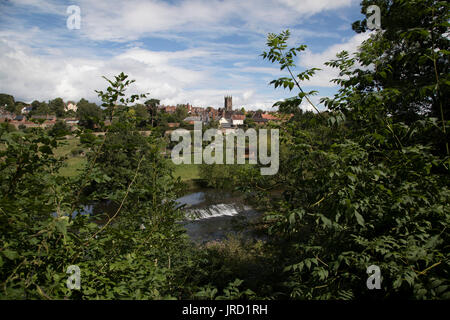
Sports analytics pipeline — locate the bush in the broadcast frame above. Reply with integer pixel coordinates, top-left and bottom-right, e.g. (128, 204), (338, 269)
(49, 120), (70, 137)
(80, 132), (97, 145)
(0, 122), (17, 132)
(70, 147), (84, 157)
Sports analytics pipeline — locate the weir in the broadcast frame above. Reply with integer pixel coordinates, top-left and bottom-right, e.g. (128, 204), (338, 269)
(176, 189), (261, 242)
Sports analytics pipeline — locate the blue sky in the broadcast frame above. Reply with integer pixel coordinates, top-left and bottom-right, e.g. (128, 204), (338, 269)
(0, 0), (370, 111)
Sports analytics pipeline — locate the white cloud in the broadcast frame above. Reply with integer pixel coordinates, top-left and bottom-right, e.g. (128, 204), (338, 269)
(296, 33), (370, 88)
(0, 32), (369, 109)
(0, 38), (284, 109)
(8, 0), (66, 15)
(47, 0), (358, 42)
(0, 0), (366, 110)
(0, 39), (205, 104)
(243, 90), (254, 101)
(279, 0), (354, 15)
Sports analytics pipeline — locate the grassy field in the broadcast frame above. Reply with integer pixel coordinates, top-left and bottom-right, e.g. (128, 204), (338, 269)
(55, 136), (201, 181)
(173, 163), (201, 181)
(55, 137), (87, 177)
(53, 137), (80, 157)
(59, 156), (86, 177)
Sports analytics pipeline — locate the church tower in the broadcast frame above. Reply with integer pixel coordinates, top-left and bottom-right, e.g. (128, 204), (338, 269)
(224, 96), (232, 112)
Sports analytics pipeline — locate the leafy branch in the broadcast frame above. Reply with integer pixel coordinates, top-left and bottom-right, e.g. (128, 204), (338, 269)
(261, 30), (323, 117)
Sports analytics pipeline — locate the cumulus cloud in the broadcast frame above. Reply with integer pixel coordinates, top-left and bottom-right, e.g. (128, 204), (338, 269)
(279, 0), (355, 15)
(296, 33), (370, 88)
(11, 0), (358, 42)
(0, 39), (207, 103)
(0, 0), (367, 110)
(0, 38), (280, 108)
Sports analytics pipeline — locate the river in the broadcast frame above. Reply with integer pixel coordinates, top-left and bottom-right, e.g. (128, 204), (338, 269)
(69, 188), (261, 243)
(176, 189), (261, 243)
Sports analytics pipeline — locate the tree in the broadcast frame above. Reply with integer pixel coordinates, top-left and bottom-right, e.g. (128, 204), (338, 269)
(256, 24), (450, 299)
(0, 73), (192, 300)
(133, 104), (150, 128)
(31, 100), (40, 112)
(48, 120), (71, 137)
(76, 98), (102, 130)
(49, 98), (66, 117)
(350, 0), (449, 123)
(144, 98), (160, 127)
(0, 93), (15, 113)
(174, 105), (188, 122)
(29, 100), (50, 116)
(14, 101), (27, 114)
(243, 117), (256, 129)
(0, 122), (17, 132)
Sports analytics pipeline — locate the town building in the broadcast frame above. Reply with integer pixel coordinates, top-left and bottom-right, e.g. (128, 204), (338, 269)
(21, 106), (33, 114)
(224, 95), (232, 112)
(65, 101), (77, 112)
(162, 106), (176, 113)
(183, 116), (202, 125)
(231, 114), (245, 126)
(167, 122), (180, 128)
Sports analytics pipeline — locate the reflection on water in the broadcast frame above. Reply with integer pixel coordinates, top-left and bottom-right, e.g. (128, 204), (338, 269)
(53, 201), (117, 222)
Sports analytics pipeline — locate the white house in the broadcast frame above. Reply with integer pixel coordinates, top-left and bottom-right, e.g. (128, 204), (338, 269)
(21, 106), (33, 114)
(231, 114), (245, 127)
(219, 116), (230, 126)
(65, 101), (77, 112)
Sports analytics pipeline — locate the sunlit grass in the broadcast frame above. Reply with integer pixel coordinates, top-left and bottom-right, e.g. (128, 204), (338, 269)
(173, 163), (200, 181)
(55, 136), (87, 177)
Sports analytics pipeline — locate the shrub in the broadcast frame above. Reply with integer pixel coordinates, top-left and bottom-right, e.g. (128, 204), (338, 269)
(70, 147), (84, 157)
(0, 122), (17, 132)
(79, 132), (97, 145)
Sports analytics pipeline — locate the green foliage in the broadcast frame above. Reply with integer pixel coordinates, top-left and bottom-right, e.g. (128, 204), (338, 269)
(0, 93), (15, 113)
(174, 105), (189, 123)
(244, 117), (256, 129)
(76, 99), (103, 130)
(79, 132), (98, 145)
(49, 120), (71, 137)
(1, 1), (449, 300)
(261, 30), (321, 115)
(252, 23), (450, 300)
(0, 73), (195, 300)
(0, 122), (17, 133)
(351, 0), (450, 124)
(49, 98), (66, 118)
(95, 72), (147, 121)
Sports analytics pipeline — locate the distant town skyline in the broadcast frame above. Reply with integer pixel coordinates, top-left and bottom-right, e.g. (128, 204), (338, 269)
(0, 0), (370, 111)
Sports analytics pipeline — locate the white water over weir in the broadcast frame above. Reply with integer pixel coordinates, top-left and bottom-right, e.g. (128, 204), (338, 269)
(186, 203), (252, 221)
(176, 189), (262, 242)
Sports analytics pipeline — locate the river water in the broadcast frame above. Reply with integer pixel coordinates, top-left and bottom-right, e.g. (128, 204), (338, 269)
(69, 189), (261, 243)
(176, 189), (261, 243)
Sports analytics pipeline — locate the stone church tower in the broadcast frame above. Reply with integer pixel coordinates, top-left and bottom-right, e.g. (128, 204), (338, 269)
(224, 96), (232, 112)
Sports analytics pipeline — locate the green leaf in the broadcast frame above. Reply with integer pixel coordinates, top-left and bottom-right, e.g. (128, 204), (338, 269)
(55, 216), (70, 238)
(355, 212), (365, 226)
(3, 249), (19, 260)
